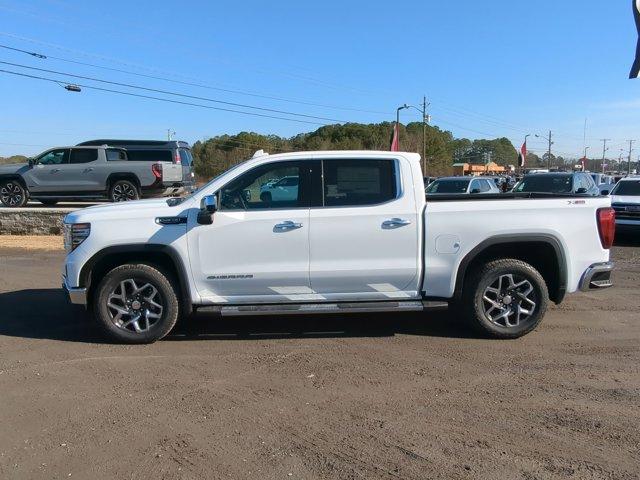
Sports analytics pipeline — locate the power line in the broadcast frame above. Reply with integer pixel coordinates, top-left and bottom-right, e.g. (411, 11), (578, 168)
(0, 68), (332, 126)
(0, 60), (348, 123)
(0, 41), (390, 115)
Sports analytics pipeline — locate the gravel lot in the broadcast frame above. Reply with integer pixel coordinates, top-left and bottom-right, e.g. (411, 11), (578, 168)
(0, 239), (638, 480)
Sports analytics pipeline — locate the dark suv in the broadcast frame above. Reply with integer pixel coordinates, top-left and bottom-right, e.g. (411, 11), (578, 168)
(512, 172), (601, 196)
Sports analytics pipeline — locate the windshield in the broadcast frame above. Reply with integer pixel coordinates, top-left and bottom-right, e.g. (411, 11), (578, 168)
(426, 179), (470, 194)
(611, 180), (640, 196)
(513, 175), (572, 193)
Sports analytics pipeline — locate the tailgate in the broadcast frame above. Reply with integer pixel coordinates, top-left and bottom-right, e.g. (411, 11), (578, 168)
(161, 163), (182, 182)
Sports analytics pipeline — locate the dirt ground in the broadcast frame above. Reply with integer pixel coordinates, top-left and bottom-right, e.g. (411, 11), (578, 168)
(0, 239), (638, 480)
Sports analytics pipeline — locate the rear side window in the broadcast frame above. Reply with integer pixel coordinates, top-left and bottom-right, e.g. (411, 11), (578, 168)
(126, 150), (173, 162)
(69, 149), (98, 164)
(106, 149), (127, 161)
(322, 159), (397, 207)
(479, 179), (493, 192)
(178, 149), (193, 166)
(426, 179), (470, 194)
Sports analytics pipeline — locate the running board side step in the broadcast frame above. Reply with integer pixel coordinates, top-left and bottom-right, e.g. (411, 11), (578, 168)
(197, 300), (448, 316)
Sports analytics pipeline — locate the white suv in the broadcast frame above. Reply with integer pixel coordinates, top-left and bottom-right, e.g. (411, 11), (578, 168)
(610, 176), (640, 233)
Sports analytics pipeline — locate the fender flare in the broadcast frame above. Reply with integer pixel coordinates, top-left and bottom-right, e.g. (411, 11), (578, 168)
(79, 243), (192, 314)
(452, 234), (568, 303)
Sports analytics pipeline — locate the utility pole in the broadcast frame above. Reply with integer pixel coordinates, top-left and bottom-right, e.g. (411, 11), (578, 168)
(421, 95), (427, 175)
(600, 139), (610, 173)
(627, 140), (636, 175)
(547, 130), (552, 169)
(167, 129), (175, 141)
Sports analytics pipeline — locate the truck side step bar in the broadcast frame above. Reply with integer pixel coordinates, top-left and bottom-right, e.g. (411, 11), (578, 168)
(197, 300), (448, 316)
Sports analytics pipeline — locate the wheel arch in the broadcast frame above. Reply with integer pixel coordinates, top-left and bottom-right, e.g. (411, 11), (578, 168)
(453, 234), (567, 304)
(0, 174), (27, 187)
(80, 244), (192, 316)
(106, 173), (141, 190)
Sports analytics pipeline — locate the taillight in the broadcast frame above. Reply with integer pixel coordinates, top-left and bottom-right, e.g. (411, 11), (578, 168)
(174, 151), (181, 164)
(597, 207), (615, 249)
(151, 163), (162, 179)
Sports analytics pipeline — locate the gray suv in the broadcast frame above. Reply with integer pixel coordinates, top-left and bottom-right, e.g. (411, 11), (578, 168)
(0, 140), (195, 207)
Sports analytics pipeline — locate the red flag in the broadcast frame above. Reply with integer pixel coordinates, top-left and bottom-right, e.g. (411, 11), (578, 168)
(390, 123), (399, 151)
(518, 140), (527, 167)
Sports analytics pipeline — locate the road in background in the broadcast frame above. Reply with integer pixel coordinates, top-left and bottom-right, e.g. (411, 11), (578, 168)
(0, 242), (638, 479)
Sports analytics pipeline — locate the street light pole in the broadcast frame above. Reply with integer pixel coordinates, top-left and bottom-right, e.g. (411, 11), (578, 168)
(627, 139), (635, 175)
(600, 139), (610, 174)
(395, 104), (409, 150)
(535, 131), (553, 169)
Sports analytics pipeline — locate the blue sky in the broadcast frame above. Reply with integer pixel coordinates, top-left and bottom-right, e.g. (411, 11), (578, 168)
(0, 0), (638, 160)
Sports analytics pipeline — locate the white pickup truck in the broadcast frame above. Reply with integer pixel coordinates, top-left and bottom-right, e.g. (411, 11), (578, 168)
(62, 150), (615, 344)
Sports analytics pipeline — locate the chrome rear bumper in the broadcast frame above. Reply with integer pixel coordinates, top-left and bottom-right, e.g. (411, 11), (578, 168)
(62, 275), (87, 306)
(579, 262), (614, 291)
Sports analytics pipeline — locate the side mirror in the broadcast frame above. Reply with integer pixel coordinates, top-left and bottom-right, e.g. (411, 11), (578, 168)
(470, 188), (481, 194)
(576, 187), (588, 194)
(28, 159), (34, 167)
(197, 194), (218, 225)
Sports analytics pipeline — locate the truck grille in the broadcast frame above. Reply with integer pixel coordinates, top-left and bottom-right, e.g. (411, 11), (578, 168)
(612, 203), (640, 220)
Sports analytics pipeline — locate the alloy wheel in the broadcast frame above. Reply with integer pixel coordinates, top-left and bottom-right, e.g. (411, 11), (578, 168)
(0, 182), (24, 207)
(481, 273), (537, 328)
(106, 279), (164, 333)
(112, 182), (137, 201)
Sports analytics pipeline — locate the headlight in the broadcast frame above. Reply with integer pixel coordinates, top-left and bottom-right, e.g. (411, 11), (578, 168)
(64, 223), (91, 253)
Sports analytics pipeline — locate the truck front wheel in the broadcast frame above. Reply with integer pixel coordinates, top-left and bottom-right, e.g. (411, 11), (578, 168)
(94, 264), (179, 344)
(0, 180), (28, 207)
(462, 258), (549, 339)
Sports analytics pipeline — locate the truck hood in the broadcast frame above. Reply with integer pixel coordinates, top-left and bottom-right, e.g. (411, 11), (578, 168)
(0, 163), (30, 174)
(64, 197), (196, 224)
(611, 195), (640, 205)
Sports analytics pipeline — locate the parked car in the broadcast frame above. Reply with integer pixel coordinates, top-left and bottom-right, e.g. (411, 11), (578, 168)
(0, 141), (195, 207)
(610, 176), (640, 234)
(590, 173), (616, 195)
(512, 172), (600, 196)
(62, 150), (614, 343)
(426, 176), (501, 195)
(259, 175), (299, 202)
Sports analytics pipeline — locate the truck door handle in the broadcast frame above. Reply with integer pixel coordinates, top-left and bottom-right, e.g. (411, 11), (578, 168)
(382, 218), (412, 229)
(83, 168), (94, 173)
(274, 220), (303, 232)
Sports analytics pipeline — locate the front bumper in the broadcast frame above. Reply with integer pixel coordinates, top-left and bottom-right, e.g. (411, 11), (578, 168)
(62, 275), (87, 306)
(579, 262), (614, 292)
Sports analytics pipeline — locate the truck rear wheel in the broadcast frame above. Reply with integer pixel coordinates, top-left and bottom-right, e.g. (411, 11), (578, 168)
(462, 258), (549, 339)
(109, 179), (139, 202)
(94, 263), (179, 344)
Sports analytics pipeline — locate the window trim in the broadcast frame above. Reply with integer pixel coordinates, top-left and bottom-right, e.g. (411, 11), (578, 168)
(312, 157), (403, 209)
(36, 148), (70, 166)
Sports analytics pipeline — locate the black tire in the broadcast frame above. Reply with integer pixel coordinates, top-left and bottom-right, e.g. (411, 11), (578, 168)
(109, 179), (139, 202)
(462, 258), (549, 339)
(39, 199), (58, 206)
(93, 263), (180, 344)
(0, 180), (28, 207)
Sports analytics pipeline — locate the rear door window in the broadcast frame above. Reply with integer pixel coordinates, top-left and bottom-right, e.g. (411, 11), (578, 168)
(126, 150), (173, 162)
(479, 179), (493, 192)
(69, 149), (98, 164)
(321, 159), (397, 207)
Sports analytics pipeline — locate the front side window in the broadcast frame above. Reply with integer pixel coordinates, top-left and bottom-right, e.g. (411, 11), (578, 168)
(514, 175), (572, 193)
(322, 159), (397, 206)
(426, 179), (470, 194)
(69, 149), (98, 164)
(219, 161), (307, 210)
(38, 149), (69, 165)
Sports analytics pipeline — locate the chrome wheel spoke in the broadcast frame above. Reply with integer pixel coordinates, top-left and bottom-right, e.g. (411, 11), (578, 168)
(481, 273), (537, 328)
(105, 277), (164, 334)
